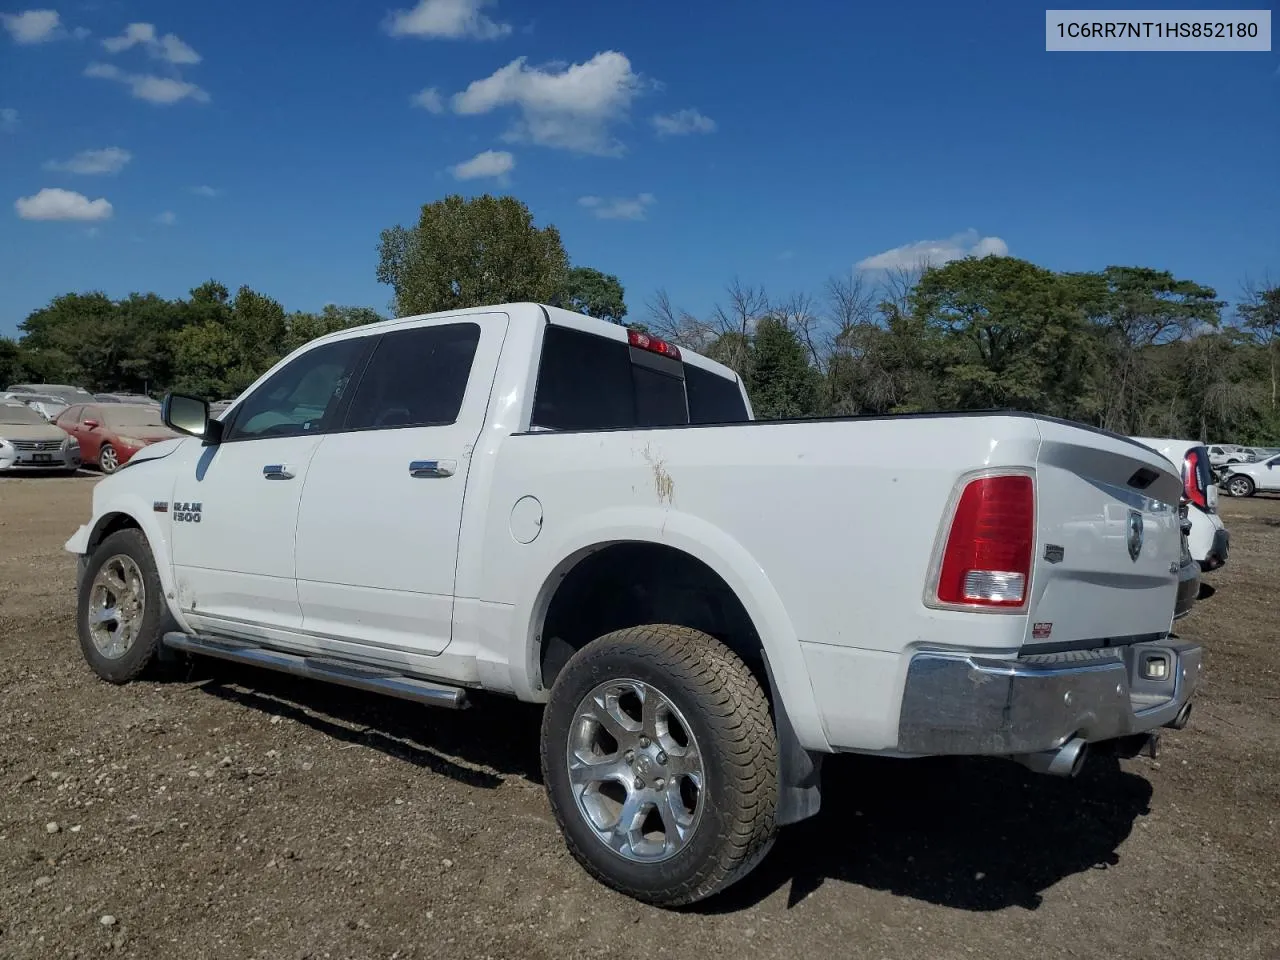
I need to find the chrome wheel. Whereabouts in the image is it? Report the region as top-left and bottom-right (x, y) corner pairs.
(1228, 476), (1253, 497)
(99, 444), (119, 473)
(87, 554), (146, 659)
(567, 678), (705, 863)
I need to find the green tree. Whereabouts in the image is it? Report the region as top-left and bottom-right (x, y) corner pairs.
(1239, 279), (1280, 410)
(283, 305), (384, 352)
(377, 194), (569, 315)
(746, 316), (820, 419)
(910, 256), (1099, 418)
(559, 266), (627, 323)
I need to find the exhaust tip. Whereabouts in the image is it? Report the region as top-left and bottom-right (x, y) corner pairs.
(1012, 736), (1089, 778)
(1166, 702), (1193, 730)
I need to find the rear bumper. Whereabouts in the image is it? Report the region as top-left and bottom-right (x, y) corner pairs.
(896, 639), (1203, 756)
(1200, 527), (1229, 572)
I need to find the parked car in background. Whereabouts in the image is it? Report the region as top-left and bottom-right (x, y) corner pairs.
(1132, 436), (1229, 572)
(95, 393), (159, 405)
(53, 402), (179, 474)
(1219, 452), (1280, 498)
(0, 400), (81, 473)
(1237, 446), (1277, 462)
(1, 391), (69, 422)
(5, 383), (96, 405)
(1207, 444), (1249, 469)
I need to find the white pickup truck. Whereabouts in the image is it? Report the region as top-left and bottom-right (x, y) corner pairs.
(65, 302), (1203, 906)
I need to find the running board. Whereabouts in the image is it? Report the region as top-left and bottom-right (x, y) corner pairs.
(161, 633), (469, 709)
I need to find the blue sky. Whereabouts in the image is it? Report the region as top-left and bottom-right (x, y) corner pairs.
(1, 0), (1277, 335)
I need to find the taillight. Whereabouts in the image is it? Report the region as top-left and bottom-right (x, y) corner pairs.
(936, 474), (1035, 608)
(1183, 449), (1208, 510)
(628, 329), (682, 361)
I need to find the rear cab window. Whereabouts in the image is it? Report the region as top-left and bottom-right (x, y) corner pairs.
(530, 324), (747, 431)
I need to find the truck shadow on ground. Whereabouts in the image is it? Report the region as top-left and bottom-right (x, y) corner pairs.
(705, 751), (1153, 913)
(182, 660), (1153, 915)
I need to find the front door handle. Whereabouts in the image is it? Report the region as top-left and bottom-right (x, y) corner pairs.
(409, 459), (456, 478)
(263, 464), (295, 480)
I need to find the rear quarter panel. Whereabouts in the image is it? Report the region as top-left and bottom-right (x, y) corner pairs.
(477, 414), (1048, 750)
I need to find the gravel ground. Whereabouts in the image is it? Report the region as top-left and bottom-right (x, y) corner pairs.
(1, 475), (1277, 960)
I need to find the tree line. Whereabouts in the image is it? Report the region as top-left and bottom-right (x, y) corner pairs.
(3, 193), (1276, 444)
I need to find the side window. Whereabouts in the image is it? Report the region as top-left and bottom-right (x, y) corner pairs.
(80, 406), (100, 424)
(686, 364), (749, 424)
(343, 323), (481, 431)
(531, 326), (635, 431)
(58, 405), (80, 426)
(225, 338), (364, 442)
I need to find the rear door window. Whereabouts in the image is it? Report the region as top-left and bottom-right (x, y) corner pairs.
(531, 324), (745, 431)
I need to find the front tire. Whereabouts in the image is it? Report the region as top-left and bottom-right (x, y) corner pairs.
(98, 443), (120, 474)
(540, 625), (779, 907)
(1227, 475), (1255, 498)
(77, 529), (172, 684)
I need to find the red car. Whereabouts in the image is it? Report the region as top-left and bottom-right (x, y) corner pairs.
(54, 402), (179, 473)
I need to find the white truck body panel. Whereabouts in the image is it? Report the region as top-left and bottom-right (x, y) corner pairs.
(66, 303), (1195, 758)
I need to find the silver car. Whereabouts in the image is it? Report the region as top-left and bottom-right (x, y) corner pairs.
(0, 401), (82, 473)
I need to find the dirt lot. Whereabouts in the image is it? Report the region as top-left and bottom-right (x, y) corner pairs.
(1, 476), (1277, 960)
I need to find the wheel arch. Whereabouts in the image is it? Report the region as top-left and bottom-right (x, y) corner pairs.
(516, 511), (829, 755)
(76, 498), (187, 631)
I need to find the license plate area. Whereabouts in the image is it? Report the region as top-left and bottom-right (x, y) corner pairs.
(31, 453), (53, 463)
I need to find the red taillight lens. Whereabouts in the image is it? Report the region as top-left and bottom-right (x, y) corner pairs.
(936, 475), (1035, 608)
(1183, 450), (1207, 510)
(628, 329), (682, 361)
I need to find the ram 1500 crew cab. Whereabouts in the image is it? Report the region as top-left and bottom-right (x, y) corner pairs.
(65, 303), (1203, 907)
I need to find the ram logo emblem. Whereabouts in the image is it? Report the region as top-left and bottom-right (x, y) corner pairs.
(1126, 510), (1143, 562)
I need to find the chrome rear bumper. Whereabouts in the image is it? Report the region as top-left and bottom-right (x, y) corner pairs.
(896, 639), (1202, 757)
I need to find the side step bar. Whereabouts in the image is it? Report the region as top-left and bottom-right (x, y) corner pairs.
(162, 633), (469, 709)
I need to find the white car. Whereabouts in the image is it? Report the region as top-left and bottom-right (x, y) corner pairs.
(1131, 437), (1229, 572)
(65, 303), (1203, 907)
(1219, 453), (1280, 498)
(1206, 444), (1249, 468)
(0, 401), (82, 473)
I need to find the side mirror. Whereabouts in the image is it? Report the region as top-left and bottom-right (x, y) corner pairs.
(83, 418), (100, 429)
(162, 393), (214, 440)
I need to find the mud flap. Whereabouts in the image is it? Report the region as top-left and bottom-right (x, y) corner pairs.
(761, 652), (823, 826)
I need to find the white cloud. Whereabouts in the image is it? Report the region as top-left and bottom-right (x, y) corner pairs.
(856, 229), (1009, 271)
(102, 22), (200, 64)
(44, 146), (132, 175)
(191, 184), (219, 197)
(578, 192), (654, 221)
(385, 0), (511, 40)
(15, 187), (113, 221)
(154, 210), (177, 226)
(3, 9), (59, 43)
(449, 149), (514, 182)
(0, 107), (17, 132)
(651, 108), (715, 136)
(85, 62), (210, 105)
(452, 51), (646, 156)
(411, 87), (444, 113)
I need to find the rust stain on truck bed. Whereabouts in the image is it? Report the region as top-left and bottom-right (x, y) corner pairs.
(642, 443), (675, 506)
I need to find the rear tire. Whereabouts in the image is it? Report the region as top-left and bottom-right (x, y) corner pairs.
(98, 443), (120, 474)
(1227, 475), (1255, 498)
(77, 529), (173, 684)
(540, 624), (778, 907)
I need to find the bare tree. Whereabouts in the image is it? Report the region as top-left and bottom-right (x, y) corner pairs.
(710, 278), (770, 376)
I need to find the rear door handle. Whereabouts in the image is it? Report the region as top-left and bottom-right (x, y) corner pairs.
(409, 459), (456, 478)
(263, 464), (295, 480)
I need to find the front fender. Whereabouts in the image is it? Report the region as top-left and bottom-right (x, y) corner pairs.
(512, 505), (831, 753)
(64, 486), (194, 635)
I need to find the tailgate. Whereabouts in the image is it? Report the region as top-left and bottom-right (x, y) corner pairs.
(1028, 423), (1183, 650)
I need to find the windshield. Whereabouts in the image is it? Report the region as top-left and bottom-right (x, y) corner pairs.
(0, 404), (48, 425)
(104, 406), (166, 429)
